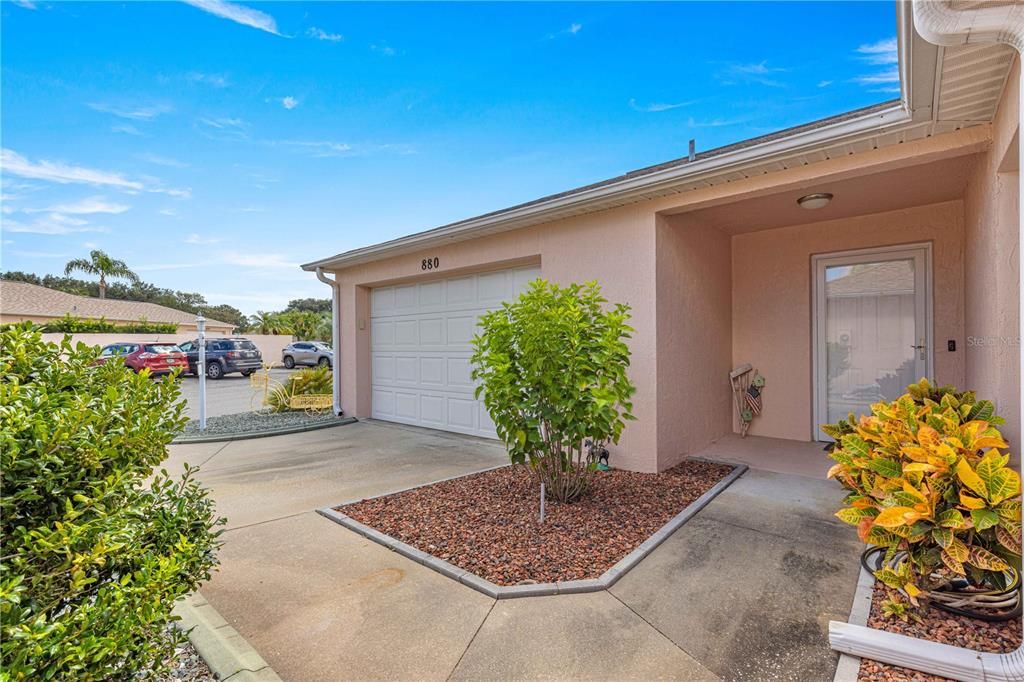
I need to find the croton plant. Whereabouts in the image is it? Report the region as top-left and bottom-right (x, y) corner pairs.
(825, 379), (1021, 613)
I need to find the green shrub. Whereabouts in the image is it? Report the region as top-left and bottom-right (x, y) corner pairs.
(471, 279), (636, 503)
(0, 314), (178, 335)
(826, 378), (1021, 613)
(266, 365), (333, 412)
(0, 324), (224, 680)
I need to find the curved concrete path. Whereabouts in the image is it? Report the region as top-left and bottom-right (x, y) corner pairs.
(164, 421), (861, 681)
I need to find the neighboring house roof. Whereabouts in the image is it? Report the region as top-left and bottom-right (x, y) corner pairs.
(0, 281), (234, 329)
(302, 3), (1017, 273)
(826, 261), (915, 298)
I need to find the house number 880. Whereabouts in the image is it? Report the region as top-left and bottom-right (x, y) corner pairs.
(421, 257), (439, 271)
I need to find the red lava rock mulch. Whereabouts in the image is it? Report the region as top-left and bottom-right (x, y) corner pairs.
(337, 459), (733, 586)
(857, 582), (1022, 682)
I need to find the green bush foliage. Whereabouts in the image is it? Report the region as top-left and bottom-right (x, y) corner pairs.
(0, 314), (178, 335)
(471, 279), (636, 503)
(826, 378), (1021, 613)
(266, 365), (333, 412)
(0, 324), (224, 680)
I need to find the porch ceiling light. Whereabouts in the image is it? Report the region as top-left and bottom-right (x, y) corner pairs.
(797, 192), (833, 210)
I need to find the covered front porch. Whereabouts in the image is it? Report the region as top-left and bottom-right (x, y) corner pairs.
(654, 104), (1020, 470)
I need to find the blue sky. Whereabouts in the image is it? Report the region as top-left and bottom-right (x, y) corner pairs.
(1, 1), (900, 314)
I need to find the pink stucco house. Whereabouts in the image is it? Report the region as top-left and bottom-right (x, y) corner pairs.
(304, 2), (1022, 475)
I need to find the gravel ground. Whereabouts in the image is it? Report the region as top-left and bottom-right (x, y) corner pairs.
(858, 582), (1022, 681)
(179, 409), (340, 438)
(152, 639), (214, 681)
(339, 459), (733, 586)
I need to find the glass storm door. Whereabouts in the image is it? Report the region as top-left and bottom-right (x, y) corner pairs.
(813, 245), (931, 440)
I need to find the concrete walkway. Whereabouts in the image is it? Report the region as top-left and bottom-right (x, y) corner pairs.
(165, 421), (861, 681)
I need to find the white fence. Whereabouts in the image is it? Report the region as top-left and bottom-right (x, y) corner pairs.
(41, 332), (295, 365)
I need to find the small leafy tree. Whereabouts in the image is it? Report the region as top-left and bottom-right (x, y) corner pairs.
(0, 324), (224, 679)
(471, 280), (636, 503)
(826, 378), (1021, 614)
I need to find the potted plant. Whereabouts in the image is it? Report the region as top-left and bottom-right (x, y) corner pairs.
(825, 379), (1021, 620)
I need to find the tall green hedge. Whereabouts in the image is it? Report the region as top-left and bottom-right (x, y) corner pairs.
(0, 314), (179, 335)
(0, 324), (224, 680)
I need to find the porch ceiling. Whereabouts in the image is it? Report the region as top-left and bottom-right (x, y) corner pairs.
(679, 154), (977, 235)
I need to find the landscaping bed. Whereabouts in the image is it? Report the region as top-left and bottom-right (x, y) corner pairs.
(857, 582), (1022, 682)
(155, 640), (214, 682)
(178, 409), (345, 439)
(338, 459), (733, 586)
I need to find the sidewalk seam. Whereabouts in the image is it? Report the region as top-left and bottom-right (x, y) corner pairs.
(446, 599), (496, 681)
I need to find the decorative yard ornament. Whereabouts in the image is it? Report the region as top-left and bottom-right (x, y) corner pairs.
(730, 364), (765, 437)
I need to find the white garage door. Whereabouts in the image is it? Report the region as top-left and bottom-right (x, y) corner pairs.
(370, 265), (540, 438)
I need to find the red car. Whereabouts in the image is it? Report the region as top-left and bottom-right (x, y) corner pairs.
(97, 342), (188, 376)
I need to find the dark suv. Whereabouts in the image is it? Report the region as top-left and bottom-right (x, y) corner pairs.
(178, 337), (263, 379)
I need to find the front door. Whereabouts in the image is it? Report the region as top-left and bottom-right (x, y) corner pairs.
(813, 244), (932, 439)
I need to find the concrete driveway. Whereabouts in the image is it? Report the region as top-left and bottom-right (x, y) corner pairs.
(165, 422), (860, 681)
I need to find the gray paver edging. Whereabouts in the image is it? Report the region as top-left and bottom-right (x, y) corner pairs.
(317, 460), (748, 600)
(832, 565), (876, 682)
(172, 416), (357, 444)
(173, 592), (282, 682)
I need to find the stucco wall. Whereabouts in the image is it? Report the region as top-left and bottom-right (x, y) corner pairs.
(655, 214), (734, 469)
(963, 57), (1021, 455)
(732, 200), (967, 441)
(40, 332), (294, 364)
(330, 204), (661, 472)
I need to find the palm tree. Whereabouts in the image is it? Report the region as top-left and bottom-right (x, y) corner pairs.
(249, 311), (292, 335)
(64, 250), (140, 299)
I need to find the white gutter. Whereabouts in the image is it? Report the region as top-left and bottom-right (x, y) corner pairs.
(301, 101), (912, 271)
(829, 2), (1024, 679)
(315, 267), (342, 416)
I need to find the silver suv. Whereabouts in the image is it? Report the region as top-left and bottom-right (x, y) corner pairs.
(282, 341), (333, 369)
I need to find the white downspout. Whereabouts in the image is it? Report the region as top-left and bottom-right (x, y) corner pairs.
(315, 267), (343, 416)
(829, 2), (1024, 681)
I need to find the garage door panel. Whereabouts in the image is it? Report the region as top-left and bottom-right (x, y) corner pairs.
(395, 356), (418, 383)
(419, 317), (445, 344)
(446, 276), (476, 305)
(371, 265), (538, 438)
(372, 354), (395, 382)
(395, 392), (419, 420)
(419, 356), (445, 386)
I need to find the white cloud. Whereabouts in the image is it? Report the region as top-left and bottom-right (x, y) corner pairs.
(199, 116), (246, 130)
(719, 61), (787, 88)
(3, 216), (109, 235)
(686, 116), (750, 128)
(223, 253), (298, 268)
(185, 233), (223, 245)
(186, 71), (229, 87)
(568, 23), (582, 35)
(46, 212), (89, 226)
(818, 80), (833, 88)
(307, 27), (342, 42)
(857, 38), (898, 65)
(1, 149), (144, 190)
(853, 68), (900, 85)
(11, 0), (36, 9)
(88, 102), (172, 120)
(281, 96), (299, 110)
(237, 205), (265, 213)
(111, 124), (143, 136)
(159, 208), (178, 216)
(181, 0), (282, 36)
(371, 43), (396, 57)
(629, 98), (694, 113)
(853, 37), (900, 91)
(27, 197), (130, 215)
(11, 250), (69, 259)
(273, 140), (352, 157)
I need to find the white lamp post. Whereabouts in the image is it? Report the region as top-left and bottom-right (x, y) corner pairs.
(196, 313), (207, 431)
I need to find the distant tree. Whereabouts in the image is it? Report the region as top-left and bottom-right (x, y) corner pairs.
(63, 250), (139, 299)
(249, 311), (291, 335)
(281, 310), (323, 341)
(285, 298), (331, 314)
(203, 304), (249, 333)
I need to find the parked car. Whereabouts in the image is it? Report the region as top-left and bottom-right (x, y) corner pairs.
(97, 342), (188, 377)
(177, 337), (263, 379)
(282, 341), (333, 369)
